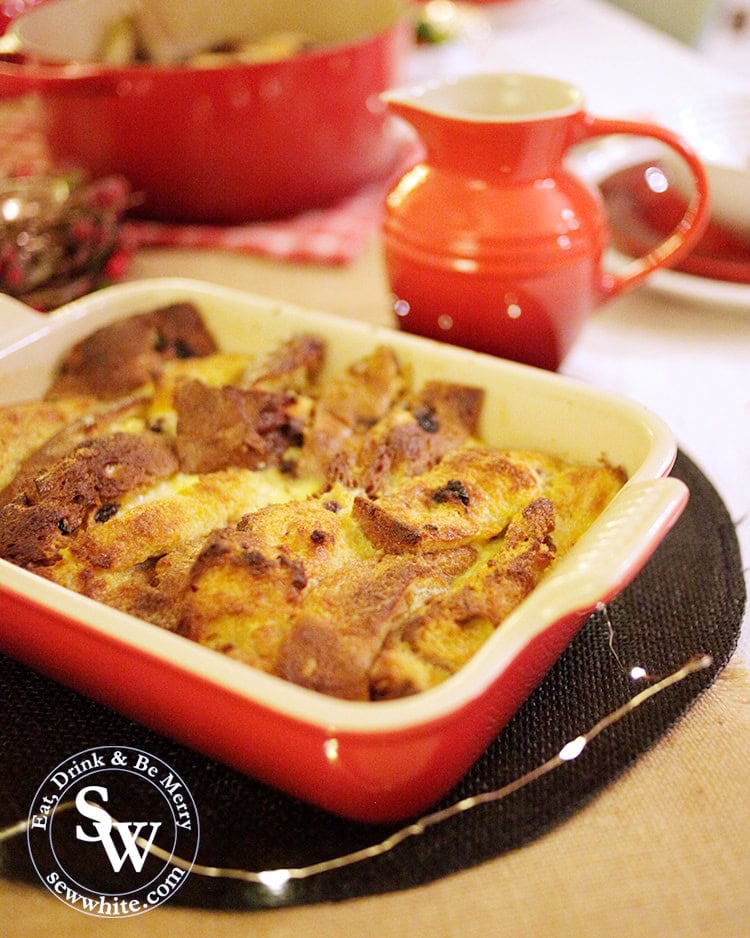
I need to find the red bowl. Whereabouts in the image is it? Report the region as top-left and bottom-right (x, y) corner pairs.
(0, 0), (410, 222)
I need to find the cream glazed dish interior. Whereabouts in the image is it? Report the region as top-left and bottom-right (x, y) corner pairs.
(0, 278), (688, 822)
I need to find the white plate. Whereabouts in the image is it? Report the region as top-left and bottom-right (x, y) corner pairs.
(603, 245), (750, 312)
(568, 118), (750, 313)
(658, 93), (750, 242)
(645, 267), (750, 311)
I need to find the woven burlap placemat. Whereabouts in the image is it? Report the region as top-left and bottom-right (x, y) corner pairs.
(0, 450), (745, 910)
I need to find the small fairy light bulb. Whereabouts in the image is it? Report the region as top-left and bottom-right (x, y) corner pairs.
(1, 197), (22, 222)
(257, 869), (291, 894)
(630, 665), (649, 681)
(559, 735), (587, 761)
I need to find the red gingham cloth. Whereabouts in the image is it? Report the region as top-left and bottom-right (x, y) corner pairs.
(127, 176), (406, 266)
(0, 98), (421, 267)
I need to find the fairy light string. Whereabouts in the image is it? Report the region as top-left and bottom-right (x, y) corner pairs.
(0, 651), (713, 891)
(599, 600), (660, 681)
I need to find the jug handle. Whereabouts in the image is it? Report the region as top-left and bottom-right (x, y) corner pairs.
(573, 115), (711, 301)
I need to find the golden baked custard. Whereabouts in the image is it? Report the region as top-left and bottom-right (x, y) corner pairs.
(0, 303), (626, 700)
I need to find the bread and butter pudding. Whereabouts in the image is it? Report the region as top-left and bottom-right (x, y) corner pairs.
(0, 302), (626, 701)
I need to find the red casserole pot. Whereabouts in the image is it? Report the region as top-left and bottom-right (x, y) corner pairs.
(0, 0), (410, 222)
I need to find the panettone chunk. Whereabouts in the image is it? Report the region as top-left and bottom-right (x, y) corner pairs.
(0, 430), (178, 566)
(45, 302), (218, 400)
(173, 380), (307, 473)
(352, 447), (542, 553)
(368, 497), (557, 698)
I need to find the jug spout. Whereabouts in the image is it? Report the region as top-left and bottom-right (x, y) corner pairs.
(381, 73), (583, 180)
(380, 85), (434, 126)
(381, 72), (584, 122)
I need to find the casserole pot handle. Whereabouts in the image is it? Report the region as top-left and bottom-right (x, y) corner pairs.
(0, 34), (110, 98)
(0, 53), (54, 97)
(0, 34), (34, 97)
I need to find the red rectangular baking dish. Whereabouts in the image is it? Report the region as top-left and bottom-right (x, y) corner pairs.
(0, 278), (687, 822)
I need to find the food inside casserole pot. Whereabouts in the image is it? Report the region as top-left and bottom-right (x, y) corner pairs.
(98, 16), (317, 66)
(0, 303), (626, 700)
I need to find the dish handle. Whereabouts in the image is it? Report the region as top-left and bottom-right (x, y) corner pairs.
(534, 476), (689, 619)
(0, 291), (50, 352)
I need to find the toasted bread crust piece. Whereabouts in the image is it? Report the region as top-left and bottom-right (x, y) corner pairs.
(275, 547), (477, 700)
(178, 526), (311, 672)
(45, 303), (218, 400)
(0, 431), (178, 566)
(0, 396), (97, 492)
(0, 396), (148, 509)
(243, 333), (325, 392)
(173, 380), (307, 473)
(352, 446), (541, 553)
(368, 498), (557, 698)
(350, 381), (485, 495)
(176, 493), (366, 660)
(303, 345), (484, 496)
(302, 345), (409, 484)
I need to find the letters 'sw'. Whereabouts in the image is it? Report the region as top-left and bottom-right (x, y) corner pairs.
(74, 786), (161, 873)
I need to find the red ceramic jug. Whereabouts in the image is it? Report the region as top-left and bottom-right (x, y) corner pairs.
(382, 72), (711, 370)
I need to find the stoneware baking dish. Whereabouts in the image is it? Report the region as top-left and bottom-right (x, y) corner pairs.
(0, 278), (687, 822)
